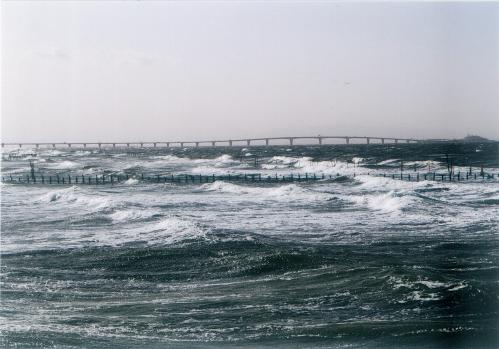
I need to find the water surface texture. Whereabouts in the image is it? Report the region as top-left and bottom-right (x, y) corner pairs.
(1, 143), (498, 348)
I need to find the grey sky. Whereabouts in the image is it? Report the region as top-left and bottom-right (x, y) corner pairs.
(2, 1), (498, 142)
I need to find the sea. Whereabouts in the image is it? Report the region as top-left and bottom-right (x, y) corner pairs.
(1, 142), (498, 348)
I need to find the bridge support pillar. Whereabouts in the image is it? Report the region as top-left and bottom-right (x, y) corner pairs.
(366, 137), (370, 145)
(83, 143), (87, 148)
(127, 143), (130, 148)
(166, 142), (170, 148)
(395, 139), (399, 144)
(195, 142), (199, 147)
(289, 138), (294, 146)
(68, 144), (72, 148)
(113, 143), (115, 148)
(346, 137), (350, 145)
(140, 143), (143, 148)
(265, 139), (269, 146)
(36, 144), (39, 148)
(52, 144), (55, 148)
(318, 137), (322, 145)
(180, 142), (184, 147)
(153, 143), (157, 148)
(98, 143), (101, 149)
(229, 140), (233, 146)
(381, 138), (385, 144)
(212, 141), (216, 146)
(406, 139), (410, 144)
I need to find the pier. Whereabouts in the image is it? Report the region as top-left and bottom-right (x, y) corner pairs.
(1, 135), (422, 149)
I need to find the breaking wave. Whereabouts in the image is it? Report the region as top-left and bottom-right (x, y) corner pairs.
(348, 191), (413, 213)
(123, 178), (139, 185)
(47, 160), (81, 170)
(109, 208), (160, 223)
(199, 181), (331, 202)
(96, 216), (209, 247)
(38, 186), (111, 210)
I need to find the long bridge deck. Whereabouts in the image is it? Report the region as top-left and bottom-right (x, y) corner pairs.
(1, 136), (424, 149)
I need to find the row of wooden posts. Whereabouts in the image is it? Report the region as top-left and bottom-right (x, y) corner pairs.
(1, 171), (496, 185)
(5, 173), (322, 184)
(377, 172), (495, 181)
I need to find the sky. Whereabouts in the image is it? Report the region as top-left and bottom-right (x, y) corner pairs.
(1, 1), (498, 142)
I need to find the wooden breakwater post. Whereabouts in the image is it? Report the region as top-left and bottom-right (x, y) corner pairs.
(2, 170), (497, 185)
(377, 171), (497, 183)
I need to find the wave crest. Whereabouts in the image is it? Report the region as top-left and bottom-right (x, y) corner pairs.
(200, 181), (331, 202)
(38, 186), (111, 210)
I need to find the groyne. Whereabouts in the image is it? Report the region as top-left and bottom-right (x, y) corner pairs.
(2, 171), (496, 185)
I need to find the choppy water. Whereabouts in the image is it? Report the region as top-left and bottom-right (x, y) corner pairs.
(1, 143), (498, 348)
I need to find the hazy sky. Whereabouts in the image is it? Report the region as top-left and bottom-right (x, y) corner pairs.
(2, 1), (498, 142)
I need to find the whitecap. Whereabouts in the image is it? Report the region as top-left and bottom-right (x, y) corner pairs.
(348, 191), (413, 213)
(212, 154), (238, 165)
(48, 160), (80, 170)
(377, 159), (400, 166)
(38, 186), (111, 210)
(97, 217), (208, 246)
(448, 283), (467, 292)
(199, 181), (331, 202)
(123, 178), (139, 185)
(73, 150), (92, 157)
(407, 291), (441, 302)
(264, 156), (366, 177)
(42, 149), (65, 157)
(109, 208), (158, 223)
(417, 280), (448, 288)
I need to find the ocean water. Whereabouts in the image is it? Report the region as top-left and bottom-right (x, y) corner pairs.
(1, 143), (498, 348)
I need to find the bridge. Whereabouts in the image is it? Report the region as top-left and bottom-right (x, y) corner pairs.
(1, 136), (421, 149)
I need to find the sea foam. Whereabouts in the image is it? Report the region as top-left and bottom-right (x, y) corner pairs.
(38, 186), (111, 210)
(200, 181), (332, 202)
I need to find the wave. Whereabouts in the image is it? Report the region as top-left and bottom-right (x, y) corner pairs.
(388, 276), (469, 304)
(352, 157), (365, 164)
(377, 159), (400, 166)
(47, 160), (81, 170)
(41, 149), (66, 157)
(95, 216), (209, 247)
(123, 178), (139, 185)
(4, 211), (207, 251)
(38, 186), (111, 210)
(199, 181), (332, 202)
(73, 150), (92, 157)
(131, 154), (240, 172)
(263, 156), (365, 176)
(213, 154), (237, 164)
(388, 276), (467, 290)
(109, 208), (159, 223)
(149, 154), (186, 162)
(7, 149), (39, 156)
(192, 155), (240, 170)
(128, 155), (186, 169)
(356, 175), (432, 191)
(39, 186), (79, 202)
(348, 191), (414, 214)
(266, 156), (303, 166)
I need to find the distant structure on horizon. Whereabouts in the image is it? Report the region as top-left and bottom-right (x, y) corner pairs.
(459, 135), (491, 143)
(422, 135), (493, 143)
